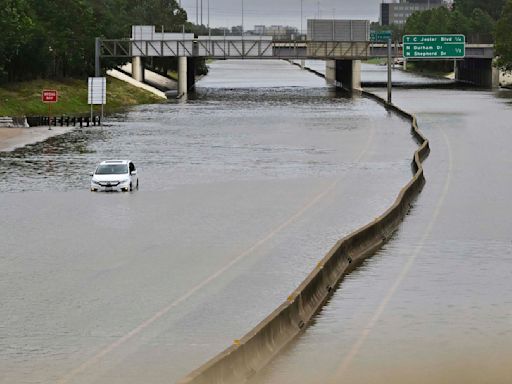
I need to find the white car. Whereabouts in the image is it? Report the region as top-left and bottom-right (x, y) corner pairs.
(90, 160), (139, 192)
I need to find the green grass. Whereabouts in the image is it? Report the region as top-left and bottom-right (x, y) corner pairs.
(403, 62), (453, 78)
(0, 77), (163, 116)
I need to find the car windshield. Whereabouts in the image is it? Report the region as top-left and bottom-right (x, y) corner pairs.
(95, 164), (128, 175)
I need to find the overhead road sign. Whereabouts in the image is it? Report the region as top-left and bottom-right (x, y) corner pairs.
(42, 90), (58, 103)
(370, 31), (392, 42)
(403, 34), (465, 59)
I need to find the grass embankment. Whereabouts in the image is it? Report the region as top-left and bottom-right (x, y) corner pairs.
(403, 62), (453, 78)
(0, 77), (163, 116)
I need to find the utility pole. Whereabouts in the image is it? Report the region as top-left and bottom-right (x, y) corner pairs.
(387, 37), (392, 104)
(201, 0), (203, 25)
(208, 0), (210, 30)
(196, 0), (199, 24)
(300, 0), (303, 36)
(242, 0), (244, 36)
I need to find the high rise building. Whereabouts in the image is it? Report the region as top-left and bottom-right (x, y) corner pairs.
(380, 0), (445, 26)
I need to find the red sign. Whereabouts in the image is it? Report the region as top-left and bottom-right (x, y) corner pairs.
(42, 90), (58, 103)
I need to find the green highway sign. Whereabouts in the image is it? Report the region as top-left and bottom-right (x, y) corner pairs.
(403, 34), (465, 59)
(371, 30), (392, 42)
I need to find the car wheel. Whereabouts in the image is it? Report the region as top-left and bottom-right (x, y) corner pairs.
(136, 180), (139, 190)
(129, 182), (133, 192)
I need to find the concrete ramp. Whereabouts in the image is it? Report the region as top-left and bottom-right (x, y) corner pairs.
(120, 63), (177, 92)
(106, 69), (167, 99)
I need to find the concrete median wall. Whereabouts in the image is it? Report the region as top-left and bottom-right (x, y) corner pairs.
(178, 84), (430, 384)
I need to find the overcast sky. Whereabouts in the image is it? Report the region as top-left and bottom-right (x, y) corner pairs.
(179, 0), (383, 31)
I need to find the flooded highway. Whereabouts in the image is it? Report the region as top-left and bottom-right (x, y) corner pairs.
(0, 60), (416, 383)
(250, 82), (512, 382)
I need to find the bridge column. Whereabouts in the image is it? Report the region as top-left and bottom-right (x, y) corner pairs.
(455, 58), (499, 88)
(132, 56), (144, 82)
(187, 58), (196, 92)
(178, 56), (188, 97)
(325, 59), (362, 92)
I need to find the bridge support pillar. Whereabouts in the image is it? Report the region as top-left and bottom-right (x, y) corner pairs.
(132, 56), (144, 82)
(187, 58), (196, 92)
(178, 56), (188, 97)
(300, 59), (305, 70)
(455, 58), (499, 88)
(325, 59), (362, 92)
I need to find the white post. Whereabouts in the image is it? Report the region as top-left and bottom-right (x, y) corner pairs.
(178, 56), (188, 97)
(132, 56), (144, 82)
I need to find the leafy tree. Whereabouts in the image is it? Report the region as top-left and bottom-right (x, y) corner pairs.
(454, 0), (507, 20)
(0, 0), (34, 81)
(496, 0), (512, 70)
(469, 8), (495, 43)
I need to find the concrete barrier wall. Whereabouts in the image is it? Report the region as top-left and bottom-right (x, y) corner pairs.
(178, 76), (430, 384)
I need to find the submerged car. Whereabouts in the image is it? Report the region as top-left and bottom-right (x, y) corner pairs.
(90, 160), (139, 192)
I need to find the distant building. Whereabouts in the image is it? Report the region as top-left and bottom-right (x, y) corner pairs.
(250, 24), (298, 39)
(380, 0), (446, 26)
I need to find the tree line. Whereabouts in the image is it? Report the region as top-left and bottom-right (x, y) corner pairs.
(0, 0), (196, 83)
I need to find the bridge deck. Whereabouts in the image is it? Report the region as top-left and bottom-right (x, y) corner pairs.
(99, 39), (494, 60)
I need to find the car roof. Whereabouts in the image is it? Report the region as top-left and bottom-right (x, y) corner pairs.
(99, 160), (131, 165)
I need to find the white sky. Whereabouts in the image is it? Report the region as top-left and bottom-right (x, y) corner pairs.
(178, 0), (383, 31)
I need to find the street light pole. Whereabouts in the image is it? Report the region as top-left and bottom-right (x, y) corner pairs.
(242, 0), (244, 36)
(300, 0), (303, 36)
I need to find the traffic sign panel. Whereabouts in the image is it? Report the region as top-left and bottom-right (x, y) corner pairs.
(42, 90), (58, 103)
(371, 30), (392, 42)
(403, 34), (465, 59)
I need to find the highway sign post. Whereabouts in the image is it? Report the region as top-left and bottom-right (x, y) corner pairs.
(42, 90), (58, 130)
(403, 34), (465, 59)
(88, 77), (107, 125)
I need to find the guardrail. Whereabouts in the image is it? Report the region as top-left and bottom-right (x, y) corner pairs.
(177, 87), (430, 384)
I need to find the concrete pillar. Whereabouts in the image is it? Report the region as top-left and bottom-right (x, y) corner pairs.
(300, 59), (306, 70)
(187, 58), (196, 92)
(178, 56), (188, 97)
(325, 59), (362, 92)
(132, 56), (144, 82)
(403, 58), (407, 71)
(455, 58), (499, 88)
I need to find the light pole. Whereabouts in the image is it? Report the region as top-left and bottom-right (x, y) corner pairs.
(242, 0), (244, 36)
(300, 0), (303, 36)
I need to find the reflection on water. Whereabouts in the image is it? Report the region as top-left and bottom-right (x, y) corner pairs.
(0, 86), (386, 193)
(0, 60), (418, 384)
(250, 87), (512, 384)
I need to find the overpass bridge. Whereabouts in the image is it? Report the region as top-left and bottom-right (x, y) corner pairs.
(96, 26), (496, 96)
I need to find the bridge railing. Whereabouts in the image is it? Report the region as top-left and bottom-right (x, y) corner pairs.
(99, 38), (493, 60)
(100, 38), (371, 60)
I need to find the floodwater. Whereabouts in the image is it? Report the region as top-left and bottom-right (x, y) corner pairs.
(0, 60), (415, 383)
(250, 82), (512, 382)
(299, 60), (454, 85)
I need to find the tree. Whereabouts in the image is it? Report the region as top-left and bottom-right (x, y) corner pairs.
(0, 0), (34, 81)
(496, 0), (512, 70)
(454, 0), (507, 20)
(469, 8), (495, 43)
